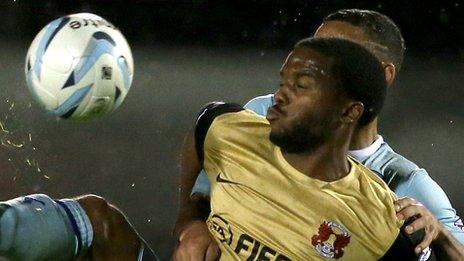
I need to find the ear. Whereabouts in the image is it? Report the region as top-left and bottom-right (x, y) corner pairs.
(341, 101), (364, 124)
(383, 62), (396, 87)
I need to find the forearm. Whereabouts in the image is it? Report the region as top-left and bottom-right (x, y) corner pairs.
(179, 131), (202, 205)
(433, 225), (464, 260)
(174, 194), (211, 239)
(174, 130), (205, 238)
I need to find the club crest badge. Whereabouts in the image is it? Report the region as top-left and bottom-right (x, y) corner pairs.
(311, 220), (351, 259)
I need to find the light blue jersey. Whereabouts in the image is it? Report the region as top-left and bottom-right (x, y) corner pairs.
(192, 94), (464, 243)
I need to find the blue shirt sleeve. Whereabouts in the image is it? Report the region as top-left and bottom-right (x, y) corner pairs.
(191, 170), (211, 196)
(394, 169), (464, 243)
(191, 94), (276, 197)
(243, 94), (275, 116)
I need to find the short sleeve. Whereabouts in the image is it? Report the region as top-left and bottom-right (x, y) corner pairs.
(195, 102), (244, 165)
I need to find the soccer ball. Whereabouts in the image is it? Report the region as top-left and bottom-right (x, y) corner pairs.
(25, 13), (134, 120)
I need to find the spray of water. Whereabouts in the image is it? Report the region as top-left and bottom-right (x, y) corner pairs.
(0, 99), (45, 181)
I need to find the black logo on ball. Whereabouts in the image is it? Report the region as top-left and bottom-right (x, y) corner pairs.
(102, 66), (112, 80)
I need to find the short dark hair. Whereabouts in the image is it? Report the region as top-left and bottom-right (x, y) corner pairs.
(295, 37), (387, 126)
(323, 9), (406, 72)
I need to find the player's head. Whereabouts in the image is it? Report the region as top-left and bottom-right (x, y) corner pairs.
(314, 9), (405, 86)
(267, 37), (386, 153)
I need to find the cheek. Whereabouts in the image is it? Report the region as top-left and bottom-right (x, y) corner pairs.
(290, 109), (309, 123)
(284, 104), (314, 130)
(292, 97), (320, 118)
(291, 97), (336, 126)
(301, 91), (339, 117)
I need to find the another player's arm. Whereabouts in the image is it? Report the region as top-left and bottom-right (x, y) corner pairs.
(172, 129), (219, 260)
(433, 229), (464, 260)
(173, 117), (220, 260)
(395, 197), (464, 260)
(173, 129), (207, 238)
(173, 102), (243, 261)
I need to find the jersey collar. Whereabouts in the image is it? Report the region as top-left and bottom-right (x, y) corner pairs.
(348, 135), (384, 162)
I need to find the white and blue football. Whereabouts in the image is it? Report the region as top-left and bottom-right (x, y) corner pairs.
(25, 13), (134, 120)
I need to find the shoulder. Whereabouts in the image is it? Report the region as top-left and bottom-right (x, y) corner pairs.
(196, 102), (244, 125)
(350, 156), (396, 199)
(195, 102), (244, 143)
(342, 158), (405, 256)
(347, 162), (435, 260)
(196, 101), (266, 134)
(349, 158), (399, 221)
(195, 102), (243, 162)
(364, 142), (453, 207)
(364, 142), (427, 189)
(364, 141), (464, 239)
(195, 102), (268, 163)
(244, 94), (275, 116)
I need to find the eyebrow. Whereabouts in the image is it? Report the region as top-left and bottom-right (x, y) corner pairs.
(295, 68), (315, 78)
(296, 64), (327, 78)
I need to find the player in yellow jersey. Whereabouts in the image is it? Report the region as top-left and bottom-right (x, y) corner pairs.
(174, 37), (430, 260)
(174, 9), (463, 260)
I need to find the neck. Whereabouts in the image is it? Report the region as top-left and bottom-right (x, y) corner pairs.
(349, 118), (378, 150)
(281, 138), (351, 182)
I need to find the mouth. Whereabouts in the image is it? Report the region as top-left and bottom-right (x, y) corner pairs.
(266, 106), (284, 122)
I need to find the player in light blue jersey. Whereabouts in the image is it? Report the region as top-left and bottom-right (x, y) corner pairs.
(174, 9), (464, 260)
(0, 193), (158, 260)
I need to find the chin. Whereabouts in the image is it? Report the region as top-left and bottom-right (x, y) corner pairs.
(269, 124), (324, 154)
(269, 119), (285, 133)
(269, 126), (284, 142)
(269, 129), (289, 149)
(269, 131), (282, 147)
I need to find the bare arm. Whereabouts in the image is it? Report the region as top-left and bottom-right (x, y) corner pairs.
(433, 226), (464, 260)
(173, 102), (244, 260)
(172, 131), (219, 261)
(173, 131), (204, 238)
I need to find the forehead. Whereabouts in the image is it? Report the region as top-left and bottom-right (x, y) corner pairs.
(315, 21), (388, 63)
(314, 21), (369, 42)
(281, 47), (332, 76)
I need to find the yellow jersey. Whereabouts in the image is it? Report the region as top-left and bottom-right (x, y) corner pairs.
(197, 103), (403, 260)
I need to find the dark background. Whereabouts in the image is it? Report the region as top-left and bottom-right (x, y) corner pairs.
(0, 0), (463, 259)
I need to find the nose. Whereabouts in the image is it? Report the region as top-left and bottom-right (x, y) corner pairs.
(274, 81), (291, 106)
(274, 88), (285, 106)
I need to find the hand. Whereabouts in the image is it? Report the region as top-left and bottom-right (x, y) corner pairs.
(395, 197), (443, 254)
(173, 220), (220, 261)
